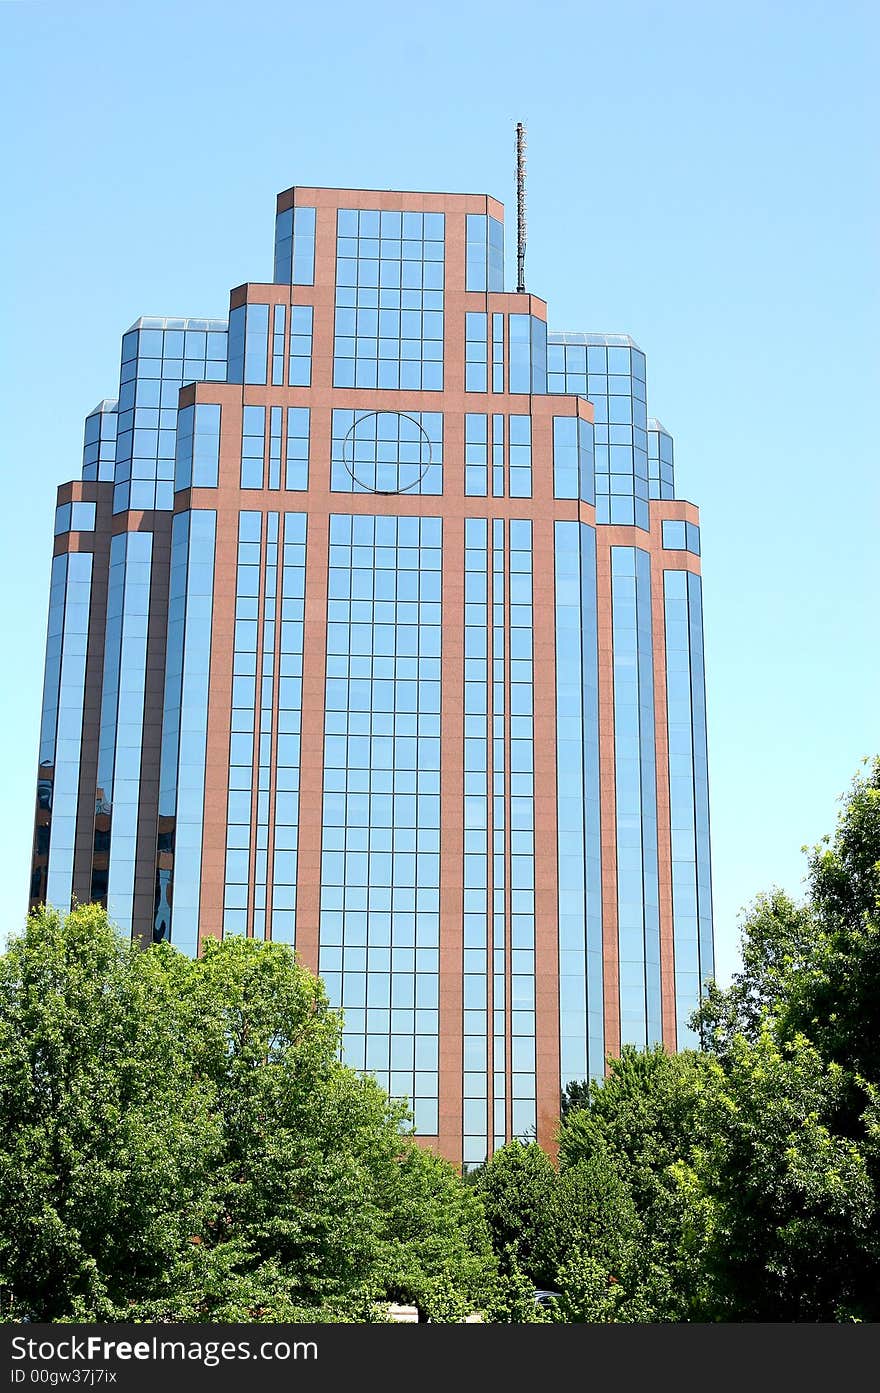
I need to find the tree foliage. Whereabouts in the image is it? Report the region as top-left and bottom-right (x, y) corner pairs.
(4, 757), (880, 1323)
(483, 758), (880, 1322)
(0, 906), (495, 1322)
(687, 757), (880, 1319)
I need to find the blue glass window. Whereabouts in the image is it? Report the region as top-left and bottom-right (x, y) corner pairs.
(95, 531), (153, 933)
(508, 415), (532, 498)
(662, 519), (700, 555)
(464, 414), (487, 497)
(664, 569), (713, 1044)
(334, 208), (444, 391)
(289, 305), (313, 387)
(331, 409), (442, 495)
(270, 511), (308, 943)
(509, 315), (547, 395)
(40, 551), (93, 912)
(175, 403), (221, 490)
(554, 522), (603, 1082)
(465, 312), (488, 392)
(320, 513), (442, 1133)
(611, 546), (661, 1048)
(54, 501), (96, 534)
(274, 205), (316, 285)
(82, 402), (117, 482)
(286, 407), (310, 490)
(268, 407), (282, 490)
(227, 306), (245, 383)
(465, 214), (504, 292)
(226, 304), (270, 386)
(648, 420), (675, 500)
(492, 313), (504, 393)
(114, 318), (227, 512)
(245, 304), (269, 385)
(155, 510), (216, 954)
(223, 511), (263, 935)
(272, 305), (286, 386)
(552, 416), (594, 502)
(241, 405), (266, 490)
(548, 334), (649, 524)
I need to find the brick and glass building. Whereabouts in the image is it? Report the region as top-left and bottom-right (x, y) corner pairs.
(31, 180), (714, 1167)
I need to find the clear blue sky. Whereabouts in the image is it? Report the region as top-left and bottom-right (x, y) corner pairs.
(1, 0), (877, 984)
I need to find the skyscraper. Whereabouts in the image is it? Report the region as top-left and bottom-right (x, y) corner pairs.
(31, 179), (713, 1166)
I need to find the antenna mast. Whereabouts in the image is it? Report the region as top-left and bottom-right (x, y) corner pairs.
(516, 121), (527, 293)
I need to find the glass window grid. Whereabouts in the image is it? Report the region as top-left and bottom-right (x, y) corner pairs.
(464, 213), (504, 293)
(226, 306), (245, 384)
(270, 511), (307, 945)
(464, 415), (528, 499)
(251, 512), (279, 940)
(508, 314), (547, 395)
(38, 555), (68, 769)
(611, 546), (661, 1048)
(115, 320), (227, 512)
(462, 518), (536, 1164)
(286, 407), (310, 491)
(319, 513), (442, 1135)
(268, 409), (283, 490)
(554, 521), (604, 1084)
(508, 415), (532, 498)
(41, 552), (93, 912)
(333, 208), (445, 392)
(154, 510), (216, 955)
(687, 573), (714, 997)
(463, 518), (488, 1167)
(464, 413), (488, 498)
(227, 304), (272, 387)
(54, 501), (97, 534)
(81, 401), (118, 482)
(663, 570), (713, 1045)
(174, 403), (221, 491)
(274, 205), (316, 285)
(661, 519), (700, 555)
(272, 305), (286, 386)
(289, 305), (313, 388)
(465, 312), (488, 393)
(548, 339), (649, 526)
(95, 531), (152, 933)
(552, 416), (595, 503)
(648, 421), (675, 500)
(503, 520), (536, 1144)
(492, 313), (504, 393)
(241, 405), (267, 490)
(330, 409), (443, 496)
(246, 304), (269, 386)
(34, 557), (67, 904)
(223, 511), (263, 936)
(241, 405), (312, 493)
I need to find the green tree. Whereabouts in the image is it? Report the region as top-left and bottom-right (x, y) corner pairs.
(558, 1047), (716, 1320)
(697, 758), (880, 1076)
(0, 903), (221, 1321)
(473, 1133), (659, 1319)
(688, 757), (880, 1320)
(372, 1143), (496, 1321)
(542, 1151), (651, 1321)
(560, 1078), (591, 1120)
(471, 1140), (558, 1287)
(684, 1029), (877, 1321)
(0, 905), (497, 1322)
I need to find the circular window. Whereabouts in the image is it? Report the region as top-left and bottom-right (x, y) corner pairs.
(341, 410), (434, 494)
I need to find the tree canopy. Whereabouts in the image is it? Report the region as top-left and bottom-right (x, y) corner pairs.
(0, 906), (495, 1322)
(4, 756), (879, 1322)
